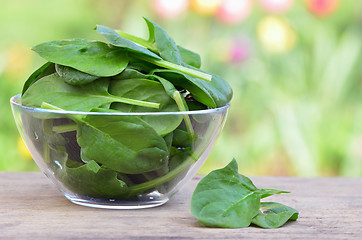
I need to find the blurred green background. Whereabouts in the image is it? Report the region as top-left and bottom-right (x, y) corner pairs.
(1, 0), (361, 176)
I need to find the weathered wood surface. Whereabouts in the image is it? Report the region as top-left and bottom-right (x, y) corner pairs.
(0, 172), (361, 239)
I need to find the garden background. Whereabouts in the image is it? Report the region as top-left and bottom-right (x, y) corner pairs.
(1, 0), (361, 176)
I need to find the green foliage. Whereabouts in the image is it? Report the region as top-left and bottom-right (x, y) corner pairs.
(109, 78), (182, 136)
(77, 114), (169, 174)
(22, 74), (159, 111)
(32, 39), (129, 77)
(17, 19), (232, 199)
(252, 202), (299, 229)
(55, 64), (99, 86)
(152, 69), (233, 108)
(191, 159), (298, 228)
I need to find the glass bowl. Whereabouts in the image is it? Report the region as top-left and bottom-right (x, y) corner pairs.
(10, 94), (229, 209)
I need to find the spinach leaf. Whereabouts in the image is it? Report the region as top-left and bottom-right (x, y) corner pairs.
(95, 25), (161, 60)
(152, 69), (232, 108)
(172, 128), (192, 148)
(112, 68), (149, 81)
(55, 64), (99, 85)
(97, 24), (212, 82)
(77, 114), (169, 174)
(127, 58), (158, 74)
(32, 39), (129, 77)
(251, 202), (299, 229)
(191, 159), (261, 228)
(109, 78), (182, 135)
(177, 45), (201, 68)
(21, 73), (159, 111)
(191, 159), (297, 229)
(57, 158), (130, 199)
(257, 189), (290, 199)
(22, 62), (55, 95)
(150, 75), (195, 138)
(143, 17), (182, 65)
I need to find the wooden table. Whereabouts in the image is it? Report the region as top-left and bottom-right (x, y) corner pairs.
(1, 173), (362, 239)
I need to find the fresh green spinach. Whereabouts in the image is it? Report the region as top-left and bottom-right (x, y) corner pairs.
(152, 69), (232, 108)
(21, 18), (233, 202)
(32, 39), (129, 77)
(191, 159), (298, 229)
(22, 62), (55, 95)
(109, 78), (182, 136)
(22, 73), (159, 111)
(251, 202), (299, 228)
(55, 64), (99, 85)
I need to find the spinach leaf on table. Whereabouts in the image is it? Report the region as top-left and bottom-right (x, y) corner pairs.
(21, 73), (159, 112)
(191, 159), (298, 229)
(32, 39), (129, 77)
(191, 159), (261, 228)
(251, 202), (299, 229)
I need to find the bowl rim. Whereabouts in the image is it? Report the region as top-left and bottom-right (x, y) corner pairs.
(10, 94), (230, 116)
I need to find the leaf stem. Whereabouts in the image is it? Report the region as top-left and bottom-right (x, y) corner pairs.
(43, 142), (50, 164)
(52, 124), (78, 134)
(115, 30), (158, 53)
(127, 152), (198, 196)
(41, 102), (84, 123)
(115, 31), (211, 82)
(105, 95), (160, 109)
(131, 53), (212, 82)
(173, 91), (195, 139)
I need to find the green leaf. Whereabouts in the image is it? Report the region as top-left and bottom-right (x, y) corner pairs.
(252, 202), (299, 229)
(150, 75), (195, 138)
(191, 159), (261, 228)
(22, 62), (55, 95)
(172, 129), (192, 147)
(77, 114), (169, 174)
(57, 158), (130, 199)
(143, 17), (182, 65)
(152, 69), (232, 108)
(55, 64), (100, 85)
(21, 73), (159, 111)
(109, 78), (182, 135)
(32, 39), (129, 77)
(177, 45), (201, 68)
(257, 189), (291, 199)
(112, 68), (149, 81)
(95, 25), (161, 60)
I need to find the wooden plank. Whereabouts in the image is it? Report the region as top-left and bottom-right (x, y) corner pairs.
(0, 172), (361, 239)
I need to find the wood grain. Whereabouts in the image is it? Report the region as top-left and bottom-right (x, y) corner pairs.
(0, 172), (361, 239)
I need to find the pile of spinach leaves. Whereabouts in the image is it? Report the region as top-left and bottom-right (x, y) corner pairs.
(191, 159), (299, 229)
(20, 17), (232, 200)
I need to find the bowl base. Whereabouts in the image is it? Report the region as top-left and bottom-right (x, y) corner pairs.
(65, 195), (169, 209)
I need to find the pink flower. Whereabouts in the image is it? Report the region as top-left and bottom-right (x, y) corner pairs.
(306, 0), (339, 17)
(217, 0), (253, 24)
(259, 0), (294, 13)
(230, 37), (251, 63)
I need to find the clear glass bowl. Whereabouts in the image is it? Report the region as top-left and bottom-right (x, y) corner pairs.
(10, 94), (229, 209)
